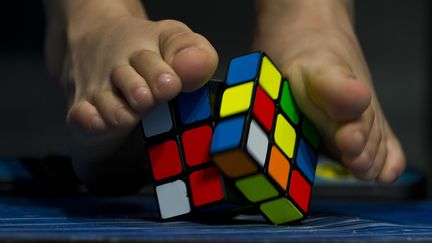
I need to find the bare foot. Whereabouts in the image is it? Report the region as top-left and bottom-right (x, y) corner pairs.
(252, 0), (406, 183)
(44, 0), (218, 192)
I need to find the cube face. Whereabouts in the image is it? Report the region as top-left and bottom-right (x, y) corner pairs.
(274, 114), (296, 159)
(226, 52), (261, 86)
(210, 52), (320, 224)
(252, 86), (275, 132)
(212, 149), (258, 179)
(280, 80), (300, 125)
(296, 139), (319, 182)
(148, 139), (182, 181)
(289, 170), (312, 213)
(177, 87), (211, 125)
(141, 102), (173, 138)
(268, 146), (290, 190)
(235, 174), (279, 203)
(220, 82), (254, 118)
(142, 82), (245, 220)
(302, 117), (320, 150)
(189, 167), (225, 207)
(260, 198), (303, 224)
(156, 180), (191, 219)
(258, 56), (282, 100)
(182, 125), (212, 167)
(245, 119), (269, 168)
(210, 116), (245, 154)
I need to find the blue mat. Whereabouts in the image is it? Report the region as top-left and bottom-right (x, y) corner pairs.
(0, 195), (431, 242)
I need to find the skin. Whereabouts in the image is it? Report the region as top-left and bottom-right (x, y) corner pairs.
(43, 0), (406, 193)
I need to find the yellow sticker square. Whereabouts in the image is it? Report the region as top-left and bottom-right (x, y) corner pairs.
(274, 114), (296, 158)
(258, 56), (282, 100)
(220, 82), (254, 118)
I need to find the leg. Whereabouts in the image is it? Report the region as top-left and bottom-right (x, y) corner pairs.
(43, 0), (218, 192)
(252, 0), (405, 183)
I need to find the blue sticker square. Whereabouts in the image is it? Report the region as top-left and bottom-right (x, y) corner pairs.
(226, 52), (261, 86)
(177, 85), (211, 125)
(296, 139), (319, 182)
(210, 116), (245, 154)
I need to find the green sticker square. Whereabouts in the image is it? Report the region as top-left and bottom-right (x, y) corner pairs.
(280, 80), (299, 125)
(302, 117), (320, 150)
(235, 174), (279, 203)
(260, 198), (303, 224)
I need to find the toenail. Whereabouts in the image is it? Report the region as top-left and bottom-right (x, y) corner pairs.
(115, 108), (129, 124)
(177, 46), (201, 55)
(133, 86), (149, 104)
(157, 73), (175, 91)
(90, 116), (104, 131)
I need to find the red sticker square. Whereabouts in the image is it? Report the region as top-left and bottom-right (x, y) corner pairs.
(182, 125), (213, 167)
(189, 167), (225, 207)
(253, 86), (275, 132)
(289, 170), (312, 213)
(148, 140), (182, 181)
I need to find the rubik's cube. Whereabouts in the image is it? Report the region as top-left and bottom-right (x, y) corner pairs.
(210, 52), (320, 224)
(141, 82), (245, 220)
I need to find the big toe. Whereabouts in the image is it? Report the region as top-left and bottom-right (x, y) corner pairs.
(171, 46), (218, 91)
(158, 20), (218, 92)
(303, 61), (372, 122)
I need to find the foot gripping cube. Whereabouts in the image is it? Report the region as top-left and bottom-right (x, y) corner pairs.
(210, 52), (321, 224)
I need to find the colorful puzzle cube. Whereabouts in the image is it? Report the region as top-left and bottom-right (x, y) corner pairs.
(210, 52), (320, 224)
(141, 82), (245, 220)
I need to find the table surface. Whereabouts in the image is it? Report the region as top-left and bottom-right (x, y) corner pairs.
(0, 195), (431, 243)
(0, 157), (430, 242)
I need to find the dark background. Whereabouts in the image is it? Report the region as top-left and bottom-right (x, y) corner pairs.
(0, 1), (430, 195)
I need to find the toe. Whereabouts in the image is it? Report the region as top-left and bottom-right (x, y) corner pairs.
(128, 20), (217, 104)
(157, 20), (218, 91)
(130, 49), (182, 102)
(67, 100), (108, 134)
(93, 89), (139, 129)
(350, 138), (386, 181)
(370, 137), (389, 182)
(377, 131), (407, 184)
(335, 106), (375, 158)
(111, 65), (156, 114)
(169, 46), (218, 92)
(303, 63), (372, 122)
(343, 115), (385, 180)
(346, 151), (373, 175)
